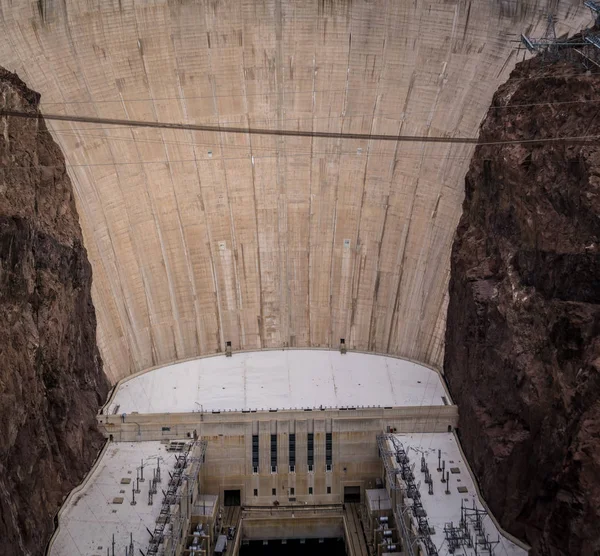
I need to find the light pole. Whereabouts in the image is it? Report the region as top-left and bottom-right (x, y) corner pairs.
(195, 402), (204, 421)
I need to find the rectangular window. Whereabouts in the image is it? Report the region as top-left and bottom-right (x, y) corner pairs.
(253, 489), (258, 496)
(327, 486), (331, 494)
(272, 488), (276, 496)
(289, 433), (296, 468)
(307, 433), (314, 468)
(271, 434), (277, 471)
(325, 432), (332, 467)
(252, 434), (259, 472)
(289, 465), (295, 473)
(308, 464), (313, 472)
(309, 487), (313, 495)
(290, 487), (295, 495)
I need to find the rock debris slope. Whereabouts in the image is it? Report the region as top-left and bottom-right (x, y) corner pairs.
(0, 68), (109, 556)
(444, 53), (600, 554)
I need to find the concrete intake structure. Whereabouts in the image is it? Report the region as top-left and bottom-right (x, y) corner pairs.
(0, 0), (591, 382)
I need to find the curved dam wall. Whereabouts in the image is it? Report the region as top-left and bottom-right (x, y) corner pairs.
(0, 0), (590, 382)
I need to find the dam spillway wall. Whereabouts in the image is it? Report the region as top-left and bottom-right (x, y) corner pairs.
(0, 0), (590, 382)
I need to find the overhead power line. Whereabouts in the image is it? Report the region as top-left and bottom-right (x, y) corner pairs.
(33, 69), (600, 108)
(18, 94), (600, 135)
(33, 129), (475, 157)
(1, 109), (600, 146)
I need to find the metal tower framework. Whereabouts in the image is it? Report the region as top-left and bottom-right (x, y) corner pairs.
(441, 500), (502, 555)
(520, 4), (600, 58)
(146, 440), (207, 556)
(377, 434), (439, 556)
(520, 15), (560, 53)
(584, 1), (600, 25)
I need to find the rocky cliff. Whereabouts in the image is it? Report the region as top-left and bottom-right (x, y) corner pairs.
(0, 69), (109, 555)
(444, 53), (600, 555)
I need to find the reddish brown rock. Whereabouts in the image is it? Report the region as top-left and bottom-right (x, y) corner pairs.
(444, 53), (600, 555)
(0, 68), (109, 556)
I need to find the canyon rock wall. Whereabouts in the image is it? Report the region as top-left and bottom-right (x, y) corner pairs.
(444, 52), (600, 555)
(0, 69), (109, 556)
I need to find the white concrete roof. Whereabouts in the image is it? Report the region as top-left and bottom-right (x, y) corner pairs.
(107, 350), (448, 414)
(50, 442), (181, 556)
(389, 433), (527, 556)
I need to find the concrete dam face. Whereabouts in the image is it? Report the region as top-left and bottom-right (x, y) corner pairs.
(0, 0), (590, 382)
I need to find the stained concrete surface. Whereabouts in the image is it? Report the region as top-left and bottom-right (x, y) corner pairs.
(0, 0), (591, 382)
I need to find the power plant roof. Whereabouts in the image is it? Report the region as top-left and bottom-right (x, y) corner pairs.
(386, 433), (527, 556)
(107, 350), (449, 414)
(49, 442), (181, 556)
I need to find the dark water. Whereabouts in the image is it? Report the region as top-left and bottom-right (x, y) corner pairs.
(240, 538), (347, 555)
